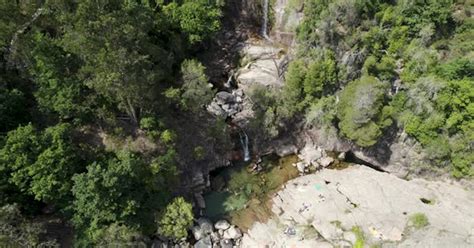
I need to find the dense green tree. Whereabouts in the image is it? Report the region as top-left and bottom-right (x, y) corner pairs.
(180, 59), (215, 112)
(158, 197), (193, 241)
(30, 32), (87, 120)
(0, 123), (81, 204)
(281, 60), (307, 117)
(337, 76), (389, 147)
(303, 51), (338, 102)
(72, 151), (169, 244)
(163, 0), (222, 44)
(0, 87), (28, 132)
(61, 1), (173, 123)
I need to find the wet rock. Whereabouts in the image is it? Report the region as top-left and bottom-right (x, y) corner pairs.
(223, 226), (242, 240)
(194, 236), (212, 248)
(215, 220), (231, 230)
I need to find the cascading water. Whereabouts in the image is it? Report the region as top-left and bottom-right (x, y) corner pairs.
(239, 130), (251, 162)
(262, 0), (270, 39)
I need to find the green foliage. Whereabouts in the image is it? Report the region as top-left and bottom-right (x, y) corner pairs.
(72, 151), (167, 244)
(180, 59), (215, 112)
(351, 226), (365, 248)
(337, 76), (389, 147)
(164, 0), (222, 44)
(303, 50), (338, 102)
(158, 197), (193, 240)
(94, 223), (146, 247)
(30, 32), (86, 120)
(0, 204), (57, 247)
(0, 88), (28, 132)
(409, 213), (429, 229)
(193, 146), (206, 160)
(281, 59), (307, 117)
(0, 123), (81, 204)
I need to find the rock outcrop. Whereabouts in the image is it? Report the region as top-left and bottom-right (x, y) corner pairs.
(192, 219), (243, 248)
(242, 165), (474, 247)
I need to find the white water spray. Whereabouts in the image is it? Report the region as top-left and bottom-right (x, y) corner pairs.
(239, 131), (251, 162)
(262, 0), (270, 39)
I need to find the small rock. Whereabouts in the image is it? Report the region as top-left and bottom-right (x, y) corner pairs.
(319, 157), (335, 167)
(192, 226), (204, 241)
(215, 91), (236, 105)
(210, 232), (221, 244)
(223, 226), (242, 240)
(337, 152), (346, 160)
(343, 231), (357, 244)
(276, 144), (298, 157)
(197, 218), (214, 234)
(215, 220), (231, 230)
(218, 229), (224, 237)
(194, 236), (212, 248)
(220, 239), (233, 248)
(296, 162), (306, 173)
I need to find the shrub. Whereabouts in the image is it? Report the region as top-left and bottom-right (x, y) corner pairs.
(409, 213), (429, 229)
(158, 197), (194, 240)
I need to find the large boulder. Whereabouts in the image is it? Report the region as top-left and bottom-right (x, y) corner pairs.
(193, 236), (212, 248)
(197, 218), (214, 235)
(223, 225), (242, 240)
(215, 220), (231, 230)
(191, 226), (204, 241)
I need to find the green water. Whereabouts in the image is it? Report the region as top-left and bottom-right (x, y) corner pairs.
(203, 155), (299, 222)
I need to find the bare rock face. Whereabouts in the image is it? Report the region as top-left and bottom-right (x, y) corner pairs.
(242, 166), (474, 247)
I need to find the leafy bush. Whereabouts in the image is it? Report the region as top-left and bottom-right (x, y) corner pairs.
(158, 197), (194, 241)
(409, 213), (429, 229)
(337, 76), (389, 147)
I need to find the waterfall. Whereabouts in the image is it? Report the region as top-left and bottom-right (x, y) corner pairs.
(262, 0), (270, 39)
(239, 130), (251, 162)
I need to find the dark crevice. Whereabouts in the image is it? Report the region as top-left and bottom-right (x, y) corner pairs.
(343, 151), (387, 173)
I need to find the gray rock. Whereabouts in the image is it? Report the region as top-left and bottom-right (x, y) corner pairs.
(192, 226), (205, 241)
(298, 144), (323, 166)
(220, 239), (233, 248)
(207, 101), (227, 117)
(223, 226), (242, 240)
(275, 144), (298, 157)
(296, 162), (306, 173)
(215, 220), (231, 230)
(197, 218), (214, 234)
(243, 165), (474, 247)
(194, 236), (212, 248)
(318, 157), (334, 167)
(210, 232), (221, 244)
(215, 91), (235, 105)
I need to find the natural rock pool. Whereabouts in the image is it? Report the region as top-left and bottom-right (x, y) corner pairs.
(204, 155), (299, 230)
